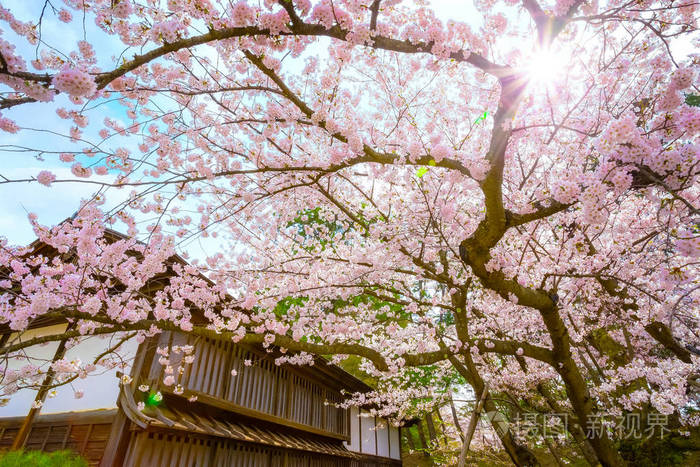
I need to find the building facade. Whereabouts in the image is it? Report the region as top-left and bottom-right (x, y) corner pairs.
(0, 235), (403, 466)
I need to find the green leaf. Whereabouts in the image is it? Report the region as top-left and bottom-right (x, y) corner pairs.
(416, 166), (429, 178)
(685, 94), (700, 107)
(146, 390), (163, 407)
(473, 110), (489, 124)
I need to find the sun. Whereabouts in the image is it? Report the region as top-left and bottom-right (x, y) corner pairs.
(524, 47), (568, 86)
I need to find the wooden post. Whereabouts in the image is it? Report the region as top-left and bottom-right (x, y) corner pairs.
(11, 325), (73, 450)
(457, 383), (489, 467)
(425, 412), (438, 443)
(450, 395), (465, 441)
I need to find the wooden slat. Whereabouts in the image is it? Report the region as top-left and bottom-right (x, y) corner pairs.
(217, 341), (231, 399)
(268, 364), (277, 414)
(39, 425), (52, 451)
(62, 424), (71, 449)
(186, 338), (200, 391)
(204, 338), (218, 396)
(220, 341), (231, 398)
(247, 360), (257, 409)
(260, 362), (269, 414)
(254, 364), (264, 411)
(162, 434), (176, 467)
(194, 338), (209, 392)
(176, 436), (189, 467)
(79, 424), (93, 456)
(181, 437), (196, 467)
(241, 351), (252, 407)
(181, 336), (195, 389)
(269, 365), (277, 414)
(144, 331), (354, 438)
(201, 338), (216, 394)
(125, 431), (145, 466)
(228, 346), (242, 401)
(256, 362), (266, 412)
(233, 346), (244, 404)
(321, 388), (327, 431)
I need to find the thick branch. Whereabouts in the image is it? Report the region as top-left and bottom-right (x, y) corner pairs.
(2, 309), (454, 373)
(506, 200), (573, 228)
(369, 0), (382, 30)
(596, 276), (693, 363)
(244, 49), (476, 180)
(88, 17), (502, 93)
(476, 338), (556, 365)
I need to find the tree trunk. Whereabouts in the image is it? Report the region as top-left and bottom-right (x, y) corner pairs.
(416, 420), (430, 454)
(425, 412), (438, 444)
(448, 353), (540, 466)
(536, 382), (599, 466)
(557, 357), (626, 466)
(450, 395), (465, 441)
(458, 382), (489, 467)
(539, 304), (626, 466)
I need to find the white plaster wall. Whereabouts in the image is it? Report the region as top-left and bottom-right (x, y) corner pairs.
(376, 417), (390, 458)
(1, 324), (65, 417)
(360, 409), (377, 455)
(343, 406), (361, 452)
(42, 333), (138, 413)
(1, 326), (138, 417)
(389, 425), (401, 459)
(344, 408), (398, 459)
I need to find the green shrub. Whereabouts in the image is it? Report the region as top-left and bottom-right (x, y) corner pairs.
(0, 450), (87, 467)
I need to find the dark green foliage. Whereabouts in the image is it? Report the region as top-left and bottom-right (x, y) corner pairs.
(402, 365), (465, 394)
(0, 450), (88, 467)
(332, 292), (412, 326)
(335, 354), (379, 387)
(685, 93), (700, 107)
(272, 295), (308, 319)
(618, 435), (689, 466)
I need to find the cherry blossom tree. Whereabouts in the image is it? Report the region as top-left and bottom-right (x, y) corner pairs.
(1, 0), (699, 465)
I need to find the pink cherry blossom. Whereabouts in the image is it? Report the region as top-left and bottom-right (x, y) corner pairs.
(36, 170), (56, 186)
(58, 9), (72, 23)
(53, 67), (96, 98)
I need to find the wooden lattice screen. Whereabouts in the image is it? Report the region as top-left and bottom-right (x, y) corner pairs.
(123, 431), (362, 467)
(150, 332), (348, 438)
(0, 410), (116, 465)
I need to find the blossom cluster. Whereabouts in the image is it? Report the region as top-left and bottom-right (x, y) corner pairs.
(52, 67), (97, 98)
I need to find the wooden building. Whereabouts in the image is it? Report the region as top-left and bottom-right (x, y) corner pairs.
(0, 231), (403, 466)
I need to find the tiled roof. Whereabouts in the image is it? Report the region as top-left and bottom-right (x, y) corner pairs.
(118, 387), (359, 458)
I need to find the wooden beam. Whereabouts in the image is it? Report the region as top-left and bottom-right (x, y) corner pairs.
(99, 410), (131, 467)
(79, 423), (94, 456)
(10, 324), (73, 450)
(165, 388), (351, 441)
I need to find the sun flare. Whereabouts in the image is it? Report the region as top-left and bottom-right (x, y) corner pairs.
(525, 48), (568, 85)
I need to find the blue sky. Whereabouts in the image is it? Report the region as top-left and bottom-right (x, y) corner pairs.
(0, 1), (132, 245)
